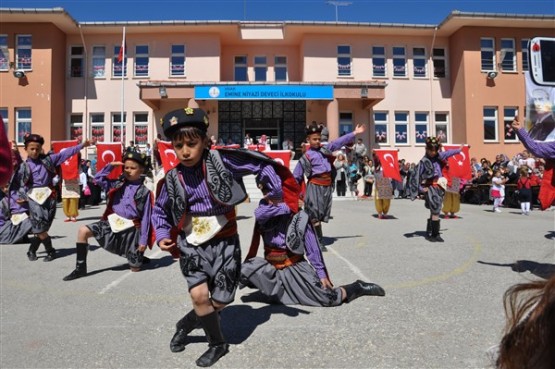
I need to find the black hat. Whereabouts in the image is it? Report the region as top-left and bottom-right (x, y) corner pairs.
(160, 107), (209, 138)
(425, 136), (441, 150)
(24, 133), (45, 146)
(305, 123), (323, 136)
(123, 151), (147, 167)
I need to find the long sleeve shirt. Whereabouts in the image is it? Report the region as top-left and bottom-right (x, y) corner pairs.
(516, 128), (555, 160)
(255, 201), (327, 279)
(94, 164), (117, 192)
(24, 143), (84, 189)
(153, 151), (282, 243)
(293, 132), (356, 182)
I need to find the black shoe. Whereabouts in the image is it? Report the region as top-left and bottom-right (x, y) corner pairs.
(27, 251), (38, 261)
(320, 245), (328, 252)
(63, 268), (87, 281)
(43, 249), (56, 262)
(142, 256), (151, 264)
(428, 235), (445, 243)
(355, 280), (386, 297)
(195, 343), (229, 367)
(170, 329), (188, 353)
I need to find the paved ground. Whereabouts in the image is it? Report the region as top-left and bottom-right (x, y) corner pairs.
(1, 198), (554, 369)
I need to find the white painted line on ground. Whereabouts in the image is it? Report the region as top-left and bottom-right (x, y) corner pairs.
(326, 246), (371, 282)
(98, 249), (164, 295)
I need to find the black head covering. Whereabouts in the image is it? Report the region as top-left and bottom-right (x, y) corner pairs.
(122, 151), (147, 167)
(160, 107), (209, 139)
(425, 136), (442, 150)
(305, 123), (323, 136)
(24, 133), (45, 146)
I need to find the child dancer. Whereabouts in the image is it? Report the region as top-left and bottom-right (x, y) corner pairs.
(63, 151), (153, 280)
(20, 134), (91, 261)
(517, 167), (532, 215)
(153, 107), (284, 367)
(372, 155), (394, 219)
(241, 177), (385, 306)
(491, 169), (507, 213)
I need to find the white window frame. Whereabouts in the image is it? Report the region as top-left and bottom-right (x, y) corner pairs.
(113, 45), (127, 78)
(500, 38), (516, 72)
(432, 48), (447, 78)
(434, 112), (449, 144)
(394, 111), (409, 145)
(254, 55), (267, 82)
(413, 47), (427, 78)
(70, 114), (83, 142)
(133, 112), (149, 146)
(481, 37), (496, 72)
(16, 34), (32, 70)
(392, 46), (407, 78)
(90, 113), (105, 142)
(0, 35), (8, 71)
(70, 45), (84, 78)
(170, 44), (186, 77)
(274, 56), (287, 82)
(373, 111), (389, 145)
(16, 108), (32, 145)
(134, 45), (149, 78)
(92, 46), (106, 78)
(372, 45), (386, 78)
(483, 107), (498, 142)
(111, 112), (127, 143)
(414, 112), (429, 145)
(337, 45), (352, 77)
(503, 107), (519, 142)
(521, 38), (529, 72)
(0, 108), (8, 138)
(234, 55), (248, 81)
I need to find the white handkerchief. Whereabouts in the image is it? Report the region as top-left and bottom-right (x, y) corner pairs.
(11, 213), (29, 226)
(27, 187), (52, 205)
(184, 214), (228, 246)
(107, 213), (135, 233)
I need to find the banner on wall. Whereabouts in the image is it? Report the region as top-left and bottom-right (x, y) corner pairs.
(525, 72), (555, 142)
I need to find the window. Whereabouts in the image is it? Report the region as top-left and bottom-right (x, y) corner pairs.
(500, 38), (516, 72)
(521, 39), (529, 71)
(372, 46), (386, 77)
(170, 44), (186, 77)
(134, 113), (149, 146)
(274, 56), (287, 81)
(0, 108), (8, 136)
(92, 46), (106, 78)
(134, 45), (149, 77)
(16, 108), (31, 145)
(234, 56), (247, 81)
(339, 112), (353, 134)
(374, 111), (388, 144)
(433, 48), (447, 78)
(112, 113), (127, 143)
(434, 113), (449, 143)
(90, 113), (105, 142)
(504, 107), (518, 141)
(337, 45), (351, 76)
(413, 47), (427, 78)
(414, 112), (428, 144)
(254, 56), (267, 82)
(16, 35), (32, 70)
(0, 35), (8, 70)
(392, 46), (406, 77)
(481, 38), (495, 71)
(113, 45), (127, 77)
(483, 107), (498, 142)
(70, 46), (84, 77)
(394, 112), (409, 145)
(70, 114), (83, 142)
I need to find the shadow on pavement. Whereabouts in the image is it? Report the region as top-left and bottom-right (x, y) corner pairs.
(477, 260), (555, 280)
(403, 231), (429, 239)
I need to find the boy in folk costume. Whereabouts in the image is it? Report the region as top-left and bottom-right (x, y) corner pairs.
(293, 122), (366, 248)
(0, 144), (32, 244)
(241, 177), (385, 306)
(153, 107), (285, 367)
(19, 134), (92, 261)
(63, 151), (153, 281)
(408, 137), (461, 242)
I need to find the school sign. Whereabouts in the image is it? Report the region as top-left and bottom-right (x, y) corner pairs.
(195, 85), (334, 100)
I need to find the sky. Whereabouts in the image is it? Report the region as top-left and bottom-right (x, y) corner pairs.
(1, 0), (554, 24)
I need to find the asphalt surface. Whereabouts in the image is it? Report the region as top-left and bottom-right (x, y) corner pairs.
(1, 198), (554, 369)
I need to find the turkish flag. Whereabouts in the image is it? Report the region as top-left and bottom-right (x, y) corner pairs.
(97, 142), (123, 180)
(157, 140), (178, 172)
(52, 140), (79, 180)
(443, 144), (472, 180)
(374, 149), (401, 181)
(265, 150), (291, 169)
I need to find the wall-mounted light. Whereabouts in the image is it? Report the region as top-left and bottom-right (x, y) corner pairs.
(159, 86), (168, 98)
(13, 70), (26, 79)
(360, 87), (368, 98)
(487, 71), (498, 80)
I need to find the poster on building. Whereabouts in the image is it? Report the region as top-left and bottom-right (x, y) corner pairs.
(525, 72), (555, 142)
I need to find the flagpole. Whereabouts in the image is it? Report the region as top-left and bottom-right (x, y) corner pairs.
(120, 26), (126, 145)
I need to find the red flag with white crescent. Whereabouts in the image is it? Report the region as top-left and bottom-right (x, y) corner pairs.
(443, 144), (472, 180)
(97, 142), (123, 180)
(265, 150), (291, 169)
(52, 140), (79, 180)
(374, 149), (401, 181)
(157, 140), (178, 172)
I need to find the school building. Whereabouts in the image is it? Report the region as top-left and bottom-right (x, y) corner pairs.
(0, 8), (554, 162)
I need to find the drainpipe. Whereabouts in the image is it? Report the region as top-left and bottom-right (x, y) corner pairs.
(429, 26), (438, 138)
(78, 24), (89, 156)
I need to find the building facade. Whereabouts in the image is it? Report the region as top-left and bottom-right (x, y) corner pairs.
(0, 8), (554, 162)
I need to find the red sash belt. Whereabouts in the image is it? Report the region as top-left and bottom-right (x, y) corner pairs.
(264, 247), (304, 269)
(309, 173), (332, 186)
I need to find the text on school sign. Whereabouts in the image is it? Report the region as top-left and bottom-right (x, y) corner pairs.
(195, 85), (334, 100)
